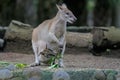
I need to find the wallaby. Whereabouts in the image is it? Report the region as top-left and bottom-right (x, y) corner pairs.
(31, 3), (77, 67)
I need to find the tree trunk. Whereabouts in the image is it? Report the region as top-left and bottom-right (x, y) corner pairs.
(15, 0), (38, 26)
(87, 10), (94, 26)
(37, 0), (57, 24)
(115, 4), (120, 27)
(15, 0), (26, 22)
(24, 0), (38, 26)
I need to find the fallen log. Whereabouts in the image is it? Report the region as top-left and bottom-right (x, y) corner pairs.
(4, 20), (92, 53)
(5, 20), (33, 40)
(67, 26), (93, 32)
(66, 32), (92, 48)
(90, 27), (120, 56)
(5, 20), (33, 53)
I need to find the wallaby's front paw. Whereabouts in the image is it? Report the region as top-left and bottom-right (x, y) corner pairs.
(29, 62), (41, 67)
(58, 42), (63, 48)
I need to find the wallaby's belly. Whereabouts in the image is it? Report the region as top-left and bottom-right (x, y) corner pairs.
(55, 25), (65, 38)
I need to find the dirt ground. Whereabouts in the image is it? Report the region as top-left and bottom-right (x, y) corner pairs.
(0, 47), (120, 70)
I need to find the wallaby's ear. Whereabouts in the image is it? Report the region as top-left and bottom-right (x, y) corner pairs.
(56, 4), (62, 11)
(56, 3), (67, 11)
(61, 3), (67, 9)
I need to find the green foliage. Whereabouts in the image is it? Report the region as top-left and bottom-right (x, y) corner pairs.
(0, 61), (27, 70)
(15, 63), (27, 69)
(108, 0), (120, 7)
(48, 53), (61, 69)
(86, 0), (96, 11)
(0, 61), (10, 68)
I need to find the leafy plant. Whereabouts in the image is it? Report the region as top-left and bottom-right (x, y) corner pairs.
(48, 53), (61, 69)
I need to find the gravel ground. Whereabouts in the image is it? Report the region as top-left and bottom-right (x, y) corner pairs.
(0, 47), (120, 70)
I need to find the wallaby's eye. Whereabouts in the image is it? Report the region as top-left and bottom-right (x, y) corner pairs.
(66, 12), (69, 15)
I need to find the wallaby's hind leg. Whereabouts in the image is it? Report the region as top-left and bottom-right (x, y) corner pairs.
(30, 40), (46, 67)
(33, 44), (40, 66)
(58, 41), (66, 67)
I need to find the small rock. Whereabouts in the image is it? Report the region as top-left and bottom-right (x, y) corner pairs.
(29, 76), (40, 80)
(107, 73), (116, 80)
(23, 67), (42, 80)
(93, 70), (106, 80)
(117, 77), (120, 80)
(6, 64), (16, 71)
(52, 69), (70, 80)
(0, 69), (13, 79)
(11, 77), (23, 80)
(116, 73), (120, 80)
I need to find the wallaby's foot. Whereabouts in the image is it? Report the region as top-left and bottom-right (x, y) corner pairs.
(29, 62), (41, 67)
(59, 64), (65, 68)
(58, 61), (65, 68)
(58, 58), (65, 68)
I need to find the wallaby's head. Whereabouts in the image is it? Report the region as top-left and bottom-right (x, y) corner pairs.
(56, 3), (77, 24)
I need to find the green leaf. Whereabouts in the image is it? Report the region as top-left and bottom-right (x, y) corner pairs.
(48, 64), (59, 69)
(15, 63), (27, 69)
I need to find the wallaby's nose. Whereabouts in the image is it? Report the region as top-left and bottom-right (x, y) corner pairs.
(72, 17), (77, 23)
(74, 16), (77, 21)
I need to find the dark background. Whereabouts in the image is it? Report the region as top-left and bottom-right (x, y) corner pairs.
(0, 0), (120, 27)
